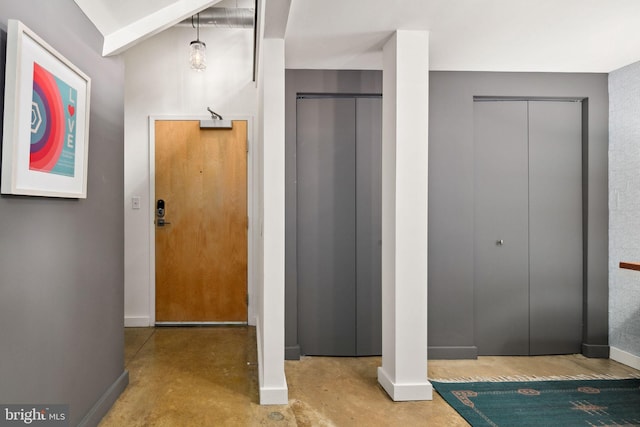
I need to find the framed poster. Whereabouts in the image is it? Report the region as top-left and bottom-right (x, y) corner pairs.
(1, 19), (91, 198)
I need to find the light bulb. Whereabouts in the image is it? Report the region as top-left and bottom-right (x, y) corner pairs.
(189, 40), (206, 71)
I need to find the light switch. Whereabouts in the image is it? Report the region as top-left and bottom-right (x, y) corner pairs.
(132, 196), (141, 210)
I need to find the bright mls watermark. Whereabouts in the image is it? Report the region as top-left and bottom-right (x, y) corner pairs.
(0, 405), (68, 426)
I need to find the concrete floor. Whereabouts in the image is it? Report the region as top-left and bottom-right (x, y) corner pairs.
(99, 327), (640, 426)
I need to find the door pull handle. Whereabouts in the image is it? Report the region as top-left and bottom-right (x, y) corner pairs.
(156, 218), (172, 227)
(496, 239), (504, 246)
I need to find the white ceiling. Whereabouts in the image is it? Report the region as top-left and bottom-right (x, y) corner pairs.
(76, 0), (640, 72)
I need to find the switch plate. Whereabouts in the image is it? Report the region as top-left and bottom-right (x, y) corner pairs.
(132, 196), (141, 210)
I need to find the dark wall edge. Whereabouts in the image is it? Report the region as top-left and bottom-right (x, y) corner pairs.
(582, 344), (610, 359)
(285, 345), (301, 360)
(429, 346), (478, 360)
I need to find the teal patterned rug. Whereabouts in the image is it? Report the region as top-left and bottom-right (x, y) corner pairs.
(432, 378), (640, 426)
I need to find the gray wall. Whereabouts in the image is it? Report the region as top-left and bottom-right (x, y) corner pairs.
(608, 61), (640, 358)
(0, 2), (126, 426)
(429, 72), (609, 358)
(285, 70), (609, 360)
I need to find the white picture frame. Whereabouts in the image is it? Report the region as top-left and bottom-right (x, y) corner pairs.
(1, 19), (91, 198)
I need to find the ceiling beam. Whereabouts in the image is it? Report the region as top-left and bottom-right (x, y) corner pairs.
(102, 0), (223, 56)
(255, 0), (292, 83)
(263, 0), (292, 39)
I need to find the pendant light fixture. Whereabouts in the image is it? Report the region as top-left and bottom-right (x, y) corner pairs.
(189, 13), (206, 71)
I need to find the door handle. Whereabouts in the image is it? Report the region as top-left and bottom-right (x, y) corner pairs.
(156, 218), (172, 227)
(496, 239), (504, 246)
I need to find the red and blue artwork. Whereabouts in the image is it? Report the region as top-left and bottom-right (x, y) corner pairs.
(30, 62), (77, 177)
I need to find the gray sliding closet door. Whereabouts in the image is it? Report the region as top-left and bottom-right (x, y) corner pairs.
(296, 96), (382, 357)
(474, 100), (583, 356)
(356, 98), (382, 356)
(297, 97), (357, 356)
(528, 101), (582, 355)
(474, 101), (531, 356)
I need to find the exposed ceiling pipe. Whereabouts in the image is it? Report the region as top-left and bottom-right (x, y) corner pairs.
(177, 8), (254, 28)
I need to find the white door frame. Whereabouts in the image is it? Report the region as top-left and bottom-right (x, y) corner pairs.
(148, 115), (256, 325)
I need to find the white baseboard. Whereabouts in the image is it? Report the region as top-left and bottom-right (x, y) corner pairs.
(125, 316), (151, 327)
(377, 367), (433, 401)
(255, 316), (288, 405)
(610, 346), (640, 371)
(259, 385), (289, 405)
(256, 316), (263, 383)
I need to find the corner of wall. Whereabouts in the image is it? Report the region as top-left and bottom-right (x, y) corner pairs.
(608, 61), (640, 362)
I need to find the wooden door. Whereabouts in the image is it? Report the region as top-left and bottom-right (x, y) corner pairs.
(155, 120), (247, 322)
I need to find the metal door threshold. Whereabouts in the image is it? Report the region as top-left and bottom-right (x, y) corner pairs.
(155, 321), (248, 327)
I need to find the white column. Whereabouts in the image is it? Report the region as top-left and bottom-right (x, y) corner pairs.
(377, 30), (432, 402)
(259, 37), (288, 405)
